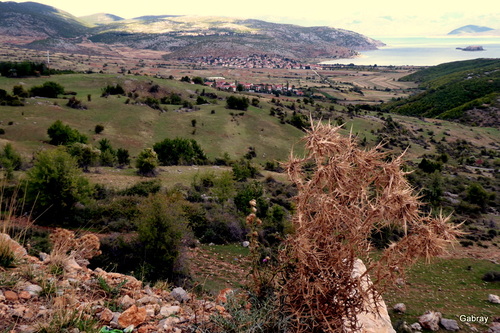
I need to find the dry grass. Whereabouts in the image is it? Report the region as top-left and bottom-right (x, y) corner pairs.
(279, 120), (462, 332)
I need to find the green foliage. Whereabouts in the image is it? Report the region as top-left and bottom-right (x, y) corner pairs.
(0, 88), (24, 106)
(153, 137), (207, 166)
(27, 147), (94, 222)
(465, 183), (492, 212)
(12, 85), (28, 97)
(0, 61), (48, 77)
(0, 143), (22, 179)
(134, 193), (188, 282)
(120, 180), (161, 197)
(226, 95), (250, 110)
(66, 96), (86, 109)
(101, 84), (125, 96)
(136, 148), (158, 176)
(418, 158), (442, 173)
(94, 124), (104, 134)
(192, 76), (204, 85)
(98, 138), (117, 166)
(0, 241), (16, 268)
(161, 92), (183, 105)
(67, 143), (100, 171)
(234, 181), (266, 216)
(288, 113), (309, 130)
(232, 158), (258, 181)
(116, 148), (130, 166)
(29, 81), (65, 98)
(47, 120), (88, 146)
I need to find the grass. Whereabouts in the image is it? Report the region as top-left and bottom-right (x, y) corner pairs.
(384, 257), (499, 331)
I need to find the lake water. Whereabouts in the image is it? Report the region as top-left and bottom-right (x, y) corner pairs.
(321, 37), (500, 66)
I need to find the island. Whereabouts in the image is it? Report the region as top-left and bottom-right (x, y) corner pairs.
(456, 45), (485, 51)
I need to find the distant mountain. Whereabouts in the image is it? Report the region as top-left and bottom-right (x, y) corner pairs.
(79, 13), (124, 26)
(0, 1), (89, 40)
(0, 1), (384, 60)
(448, 25), (494, 35)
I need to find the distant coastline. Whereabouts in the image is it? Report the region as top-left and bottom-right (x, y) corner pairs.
(456, 45), (485, 51)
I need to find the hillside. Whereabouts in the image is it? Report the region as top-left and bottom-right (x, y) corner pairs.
(381, 58), (500, 123)
(448, 25), (494, 35)
(0, 2), (383, 60)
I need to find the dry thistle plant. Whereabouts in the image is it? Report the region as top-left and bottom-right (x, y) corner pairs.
(279, 121), (462, 332)
(49, 228), (101, 271)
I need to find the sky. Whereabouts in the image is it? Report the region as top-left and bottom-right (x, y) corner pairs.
(17, 0), (500, 37)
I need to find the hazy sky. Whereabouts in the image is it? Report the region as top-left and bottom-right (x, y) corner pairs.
(18, 0), (500, 37)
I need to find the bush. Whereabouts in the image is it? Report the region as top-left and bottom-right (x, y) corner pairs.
(67, 143), (100, 171)
(101, 84), (125, 96)
(153, 137), (207, 166)
(136, 148), (158, 176)
(94, 124), (104, 134)
(66, 96), (86, 110)
(226, 96), (250, 110)
(29, 81), (65, 98)
(47, 120), (88, 146)
(482, 271), (500, 282)
(27, 147), (94, 223)
(134, 193), (190, 282)
(120, 180), (162, 197)
(116, 148), (130, 166)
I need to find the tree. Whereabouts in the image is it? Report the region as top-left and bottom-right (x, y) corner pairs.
(116, 148), (130, 166)
(153, 138), (207, 166)
(134, 193), (188, 282)
(27, 148), (94, 223)
(29, 81), (65, 98)
(98, 138), (116, 166)
(94, 124), (104, 134)
(67, 143), (100, 172)
(136, 148), (158, 176)
(47, 120), (88, 146)
(192, 76), (204, 85)
(226, 96), (250, 110)
(0, 143), (22, 180)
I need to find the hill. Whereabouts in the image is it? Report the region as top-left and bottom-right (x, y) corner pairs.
(0, 1), (89, 41)
(381, 58), (500, 124)
(78, 13), (125, 26)
(0, 1), (383, 60)
(448, 25), (494, 35)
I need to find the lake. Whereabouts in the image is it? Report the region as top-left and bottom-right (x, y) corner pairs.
(321, 37), (500, 66)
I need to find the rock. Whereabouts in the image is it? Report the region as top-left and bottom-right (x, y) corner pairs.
(18, 290), (31, 300)
(4, 290), (19, 301)
(419, 311), (442, 331)
(440, 318), (459, 331)
(489, 294), (500, 304)
(64, 257), (83, 272)
(393, 303), (406, 313)
(99, 308), (114, 322)
(16, 325), (36, 333)
(144, 304), (157, 317)
(118, 305), (147, 328)
(25, 284), (43, 296)
(242, 241), (250, 247)
(171, 287), (189, 303)
(216, 288), (233, 304)
(160, 305), (180, 317)
(0, 233), (27, 258)
(137, 295), (159, 305)
(410, 322), (422, 331)
(158, 316), (181, 330)
(348, 259), (396, 333)
(488, 322), (500, 333)
(120, 295), (135, 309)
(0, 290), (4, 301)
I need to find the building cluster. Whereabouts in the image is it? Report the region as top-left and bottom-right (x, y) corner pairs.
(210, 80), (305, 96)
(179, 54), (321, 70)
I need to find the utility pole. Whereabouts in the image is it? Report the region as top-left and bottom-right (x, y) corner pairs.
(46, 51), (50, 76)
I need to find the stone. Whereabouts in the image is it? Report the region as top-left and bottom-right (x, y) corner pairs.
(137, 295), (159, 305)
(171, 287), (189, 303)
(410, 322), (422, 331)
(64, 257), (83, 272)
(440, 318), (459, 331)
(120, 295), (135, 309)
(158, 316), (181, 330)
(346, 259), (396, 333)
(0, 233), (27, 258)
(419, 311), (442, 331)
(160, 305), (180, 317)
(100, 308), (114, 322)
(18, 291), (31, 300)
(145, 304), (157, 317)
(242, 241), (250, 247)
(488, 294), (500, 304)
(25, 284), (43, 296)
(393, 303), (406, 313)
(0, 290), (4, 301)
(488, 322), (500, 333)
(118, 305), (147, 328)
(4, 290), (19, 301)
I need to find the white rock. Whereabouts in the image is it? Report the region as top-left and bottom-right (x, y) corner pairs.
(242, 241), (250, 247)
(160, 305), (180, 317)
(488, 294), (500, 304)
(393, 303), (406, 313)
(410, 322), (422, 331)
(419, 311), (442, 331)
(25, 284), (43, 296)
(440, 318), (459, 331)
(171, 287), (189, 303)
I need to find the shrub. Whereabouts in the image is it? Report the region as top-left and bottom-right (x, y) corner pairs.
(120, 180), (162, 197)
(153, 137), (207, 166)
(29, 81), (65, 98)
(66, 96), (86, 110)
(94, 124), (104, 134)
(101, 84), (125, 96)
(482, 271), (500, 282)
(116, 148), (130, 166)
(27, 147), (94, 223)
(134, 193), (189, 282)
(47, 120), (88, 146)
(67, 143), (100, 171)
(136, 148), (158, 176)
(226, 96), (250, 110)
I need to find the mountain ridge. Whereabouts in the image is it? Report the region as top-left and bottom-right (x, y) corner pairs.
(0, 1), (384, 60)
